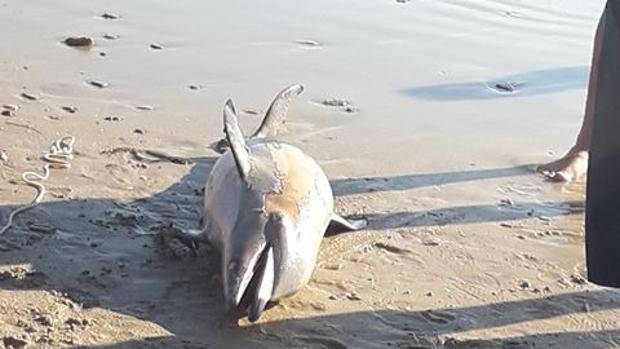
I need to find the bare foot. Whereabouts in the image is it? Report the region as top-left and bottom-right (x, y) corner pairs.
(538, 150), (589, 182)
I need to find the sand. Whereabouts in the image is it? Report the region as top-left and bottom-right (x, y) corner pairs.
(1, 0), (618, 348)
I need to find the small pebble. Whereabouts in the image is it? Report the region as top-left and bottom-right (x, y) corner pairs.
(99, 52), (107, 57)
(346, 293), (362, 301)
(494, 82), (516, 93)
(322, 264), (343, 271)
(1, 110), (14, 117)
(103, 34), (120, 40)
(65, 318), (82, 331)
(499, 198), (515, 206)
(188, 84), (200, 90)
(570, 274), (587, 285)
(150, 43), (164, 50)
(20, 92), (39, 101)
(0, 150), (7, 162)
(133, 128), (145, 135)
(104, 116), (122, 122)
(321, 98), (350, 107)
(136, 105), (154, 111)
(519, 280), (531, 289)
(62, 106), (78, 113)
(101, 13), (119, 20)
(34, 315), (53, 327)
(88, 80), (109, 88)
(28, 223), (56, 234)
(64, 36), (94, 48)
(425, 291), (433, 297)
(2, 104), (19, 111)
(310, 302), (326, 311)
(3, 336), (28, 349)
(296, 39), (322, 48)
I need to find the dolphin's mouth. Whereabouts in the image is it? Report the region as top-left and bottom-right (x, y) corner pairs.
(230, 243), (275, 322)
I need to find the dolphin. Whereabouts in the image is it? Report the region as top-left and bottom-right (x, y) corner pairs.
(183, 85), (365, 322)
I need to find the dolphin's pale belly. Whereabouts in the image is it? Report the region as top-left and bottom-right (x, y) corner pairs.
(266, 143), (334, 298)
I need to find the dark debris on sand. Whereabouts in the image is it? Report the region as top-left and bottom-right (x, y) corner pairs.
(63, 37), (94, 48)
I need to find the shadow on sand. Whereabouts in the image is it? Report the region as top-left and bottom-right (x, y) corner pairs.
(332, 164), (535, 196)
(63, 289), (620, 348)
(0, 159), (592, 348)
(401, 66), (588, 101)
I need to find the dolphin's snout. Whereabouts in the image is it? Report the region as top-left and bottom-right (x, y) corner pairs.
(223, 240), (276, 322)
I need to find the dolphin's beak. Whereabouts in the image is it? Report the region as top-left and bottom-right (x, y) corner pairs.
(224, 242), (263, 311)
(224, 242), (275, 322)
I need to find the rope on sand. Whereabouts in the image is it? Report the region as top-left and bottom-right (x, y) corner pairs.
(0, 136), (75, 235)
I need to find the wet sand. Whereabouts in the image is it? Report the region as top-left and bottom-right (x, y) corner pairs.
(1, 0), (618, 348)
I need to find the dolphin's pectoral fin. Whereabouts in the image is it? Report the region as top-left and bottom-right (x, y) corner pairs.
(224, 99), (251, 180)
(325, 213), (368, 236)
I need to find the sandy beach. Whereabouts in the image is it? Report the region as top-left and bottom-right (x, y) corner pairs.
(1, 0), (618, 348)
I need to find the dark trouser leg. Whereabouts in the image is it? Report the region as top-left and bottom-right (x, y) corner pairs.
(586, 1), (620, 287)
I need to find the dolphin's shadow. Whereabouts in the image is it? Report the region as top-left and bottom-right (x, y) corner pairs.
(62, 289), (620, 348)
(0, 160), (586, 345)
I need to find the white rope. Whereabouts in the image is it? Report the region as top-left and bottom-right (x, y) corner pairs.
(0, 136), (75, 235)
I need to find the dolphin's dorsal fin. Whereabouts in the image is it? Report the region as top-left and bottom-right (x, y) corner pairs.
(224, 99), (251, 180)
(250, 84), (304, 139)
